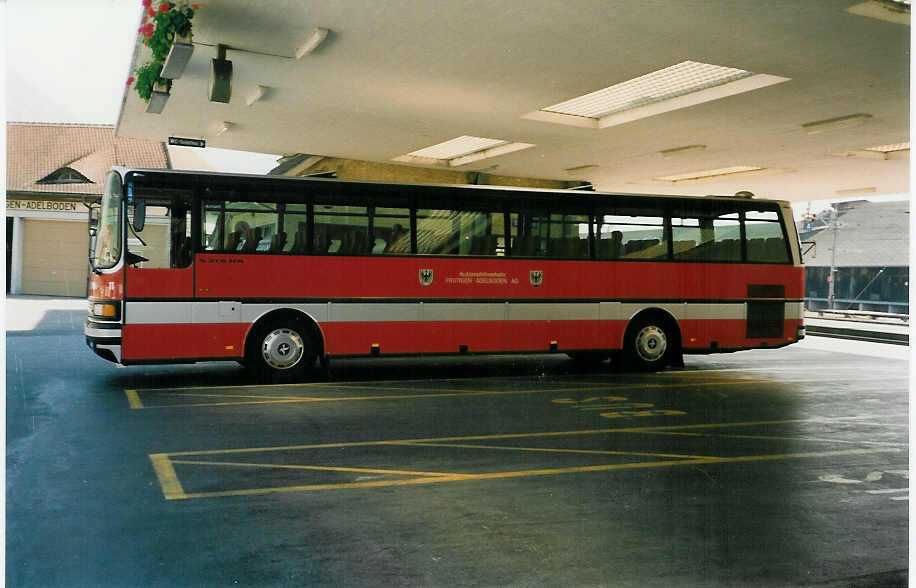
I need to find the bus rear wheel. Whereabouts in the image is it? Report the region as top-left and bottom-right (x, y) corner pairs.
(247, 317), (317, 383)
(622, 315), (677, 372)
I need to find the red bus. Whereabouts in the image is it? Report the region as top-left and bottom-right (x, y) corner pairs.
(86, 167), (805, 382)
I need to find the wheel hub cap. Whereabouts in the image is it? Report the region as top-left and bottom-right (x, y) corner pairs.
(635, 325), (667, 362)
(262, 328), (304, 369)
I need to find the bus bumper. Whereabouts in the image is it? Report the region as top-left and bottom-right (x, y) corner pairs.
(85, 320), (122, 364)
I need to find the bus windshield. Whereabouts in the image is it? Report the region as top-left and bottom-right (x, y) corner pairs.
(92, 171), (122, 269)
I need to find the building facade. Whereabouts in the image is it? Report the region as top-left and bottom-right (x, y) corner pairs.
(6, 123), (169, 296)
(800, 200), (909, 314)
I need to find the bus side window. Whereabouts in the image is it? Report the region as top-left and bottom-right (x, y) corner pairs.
(745, 209), (789, 263)
(596, 212), (665, 260)
(128, 194), (192, 269)
(205, 200), (278, 253)
(314, 203), (369, 256)
(508, 211), (549, 257)
(545, 213), (589, 259)
(376, 207), (411, 254)
(672, 212), (740, 262)
(416, 208), (502, 256)
(283, 204), (308, 254)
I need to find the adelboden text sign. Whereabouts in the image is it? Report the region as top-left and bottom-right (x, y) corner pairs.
(7, 200), (80, 212)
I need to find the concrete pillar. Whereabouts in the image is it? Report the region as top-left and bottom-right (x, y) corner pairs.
(9, 217), (24, 294)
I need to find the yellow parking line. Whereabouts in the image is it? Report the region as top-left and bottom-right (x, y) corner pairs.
(391, 441), (716, 460)
(169, 459), (469, 478)
(124, 389), (144, 409)
(127, 387), (559, 410)
(180, 474), (476, 499)
(162, 446), (899, 500)
(163, 420), (809, 458)
(149, 454), (187, 500)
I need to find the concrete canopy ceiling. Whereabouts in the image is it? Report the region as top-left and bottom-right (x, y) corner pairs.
(116, 0), (911, 202)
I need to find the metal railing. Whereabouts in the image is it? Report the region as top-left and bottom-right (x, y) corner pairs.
(805, 307), (909, 324)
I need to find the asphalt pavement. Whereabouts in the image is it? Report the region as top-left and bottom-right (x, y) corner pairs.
(5, 295), (910, 587)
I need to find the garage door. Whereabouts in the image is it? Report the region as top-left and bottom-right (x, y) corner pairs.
(21, 219), (89, 296)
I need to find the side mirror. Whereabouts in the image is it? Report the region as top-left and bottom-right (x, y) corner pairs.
(134, 200), (146, 232)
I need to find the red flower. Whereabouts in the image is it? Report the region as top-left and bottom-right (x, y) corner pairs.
(159, 3), (171, 12)
(138, 22), (154, 37)
(142, 0), (151, 7)
(192, 3), (199, 10)
(126, 76), (135, 86)
(148, 8), (155, 17)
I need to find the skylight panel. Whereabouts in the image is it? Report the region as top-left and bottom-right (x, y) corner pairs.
(543, 61), (753, 119)
(833, 141), (910, 159)
(865, 142), (909, 153)
(407, 136), (508, 160)
(394, 136), (535, 167)
(655, 166), (764, 183)
(523, 61), (790, 129)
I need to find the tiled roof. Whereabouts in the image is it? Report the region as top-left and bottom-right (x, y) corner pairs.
(802, 200), (909, 268)
(7, 123), (169, 195)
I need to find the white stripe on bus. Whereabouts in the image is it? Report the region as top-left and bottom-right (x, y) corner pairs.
(123, 300), (804, 325)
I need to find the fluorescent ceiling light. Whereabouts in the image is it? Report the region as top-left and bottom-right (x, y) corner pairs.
(393, 136), (535, 167)
(523, 61), (790, 129)
(834, 140), (910, 160)
(802, 113), (872, 134)
(659, 144), (707, 158)
(865, 141), (910, 153)
(296, 27), (329, 58)
(836, 187), (877, 196)
(564, 164), (600, 173)
(845, 1), (910, 25)
(655, 165), (764, 183)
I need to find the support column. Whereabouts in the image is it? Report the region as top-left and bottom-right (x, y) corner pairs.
(9, 217), (24, 294)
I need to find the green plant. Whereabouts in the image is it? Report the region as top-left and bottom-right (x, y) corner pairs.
(128, 1), (198, 102)
(132, 61), (168, 103)
(146, 1), (197, 61)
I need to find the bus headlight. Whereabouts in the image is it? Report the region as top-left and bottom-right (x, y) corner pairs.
(92, 302), (119, 319)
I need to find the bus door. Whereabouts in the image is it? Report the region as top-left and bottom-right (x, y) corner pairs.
(121, 190), (195, 360)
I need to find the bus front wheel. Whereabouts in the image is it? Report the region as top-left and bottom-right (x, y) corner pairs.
(621, 315), (677, 372)
(247, 317), (317, 383)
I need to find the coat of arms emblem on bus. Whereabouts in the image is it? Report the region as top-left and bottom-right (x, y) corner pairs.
(529, 270), (543, 287)
(419, 268), (434, 286)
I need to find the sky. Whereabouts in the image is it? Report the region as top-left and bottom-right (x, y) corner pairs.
(4, 0), (279, 174)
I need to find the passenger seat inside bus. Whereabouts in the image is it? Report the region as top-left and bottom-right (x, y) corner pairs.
(469, 235), (498, 256)
(550, 237), (587, 258)
(241, 228), (263, 252)
(513, 235), (539, 256)
(596, 231), (623, 259)
(268, 232), (287, 253)
(225, 230), (242, 251)
(338, 229), (368, 255)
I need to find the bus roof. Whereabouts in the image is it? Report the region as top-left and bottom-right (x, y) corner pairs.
(111, 166), (790, 208)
